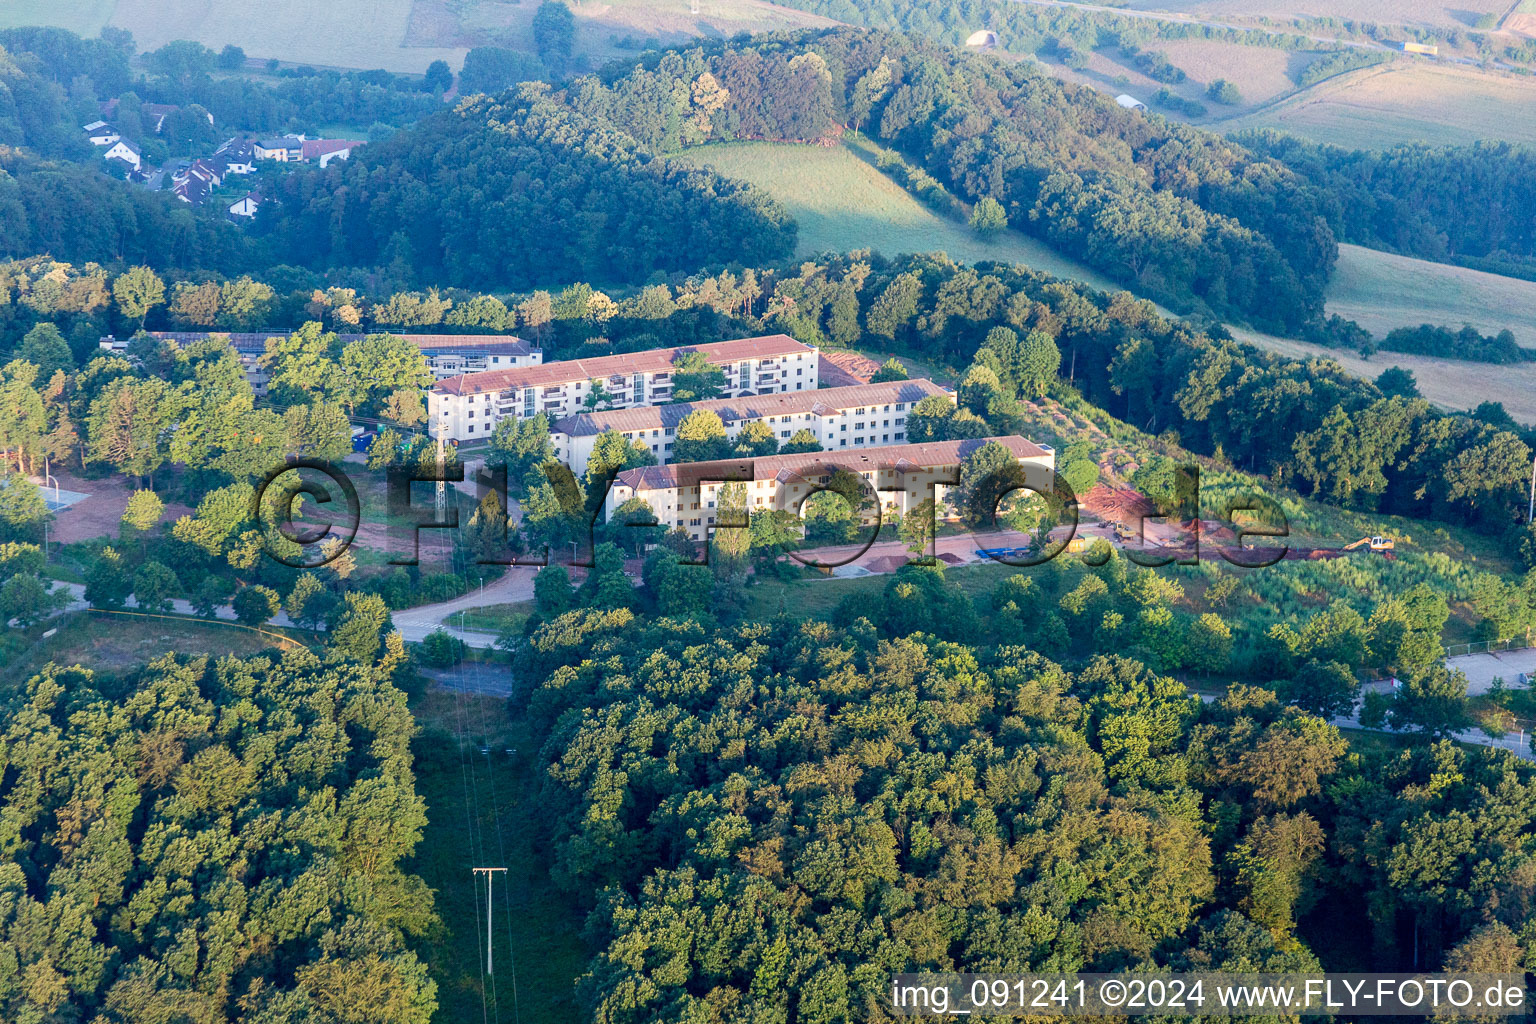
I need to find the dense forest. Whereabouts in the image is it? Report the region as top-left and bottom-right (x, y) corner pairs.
(1238, 133), (1536, 278)
(0, 646), (439, 1022)
(554, 30), (1335, 331)
(258, 87), (796, 290)
(517, 603), (1536, 1021)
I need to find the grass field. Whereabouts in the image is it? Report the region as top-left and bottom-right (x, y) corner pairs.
(407, 0), (835, 65)
(675, 141), (1129, 289)
(1229, 62), (1536, 148)
(0, 0), (115, 34)
(1, 0), (466, 73)
(1120, 0), (1508, 31)
(1328, 243), (1536, 347)
(1229, 326), (1536, 425)
(1, 611), (307, 687)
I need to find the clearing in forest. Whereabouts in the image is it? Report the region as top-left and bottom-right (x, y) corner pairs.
(1231, 327), (1536, 426)
(674, 140), (1127, 290)
(1327, 244), (1536, 348)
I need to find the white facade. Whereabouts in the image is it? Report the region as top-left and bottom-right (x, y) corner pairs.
(429, 335), (818, 443)
(83, 121), (120, 145)
(605, 436), (1057, 543)
(102, 140), (141, 170)
(551, 378), (952, 476)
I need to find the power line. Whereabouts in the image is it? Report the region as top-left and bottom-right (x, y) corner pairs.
(470, 868), (508, 974)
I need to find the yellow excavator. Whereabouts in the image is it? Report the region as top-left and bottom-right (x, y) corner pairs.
(1343, 536), (1395, 553)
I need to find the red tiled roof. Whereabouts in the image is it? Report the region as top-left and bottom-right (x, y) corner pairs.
(552, 378), (949, 437)
(614, 435), (1053, 491)
(302, 139), (361, 159)
(434, 335), (814, 396)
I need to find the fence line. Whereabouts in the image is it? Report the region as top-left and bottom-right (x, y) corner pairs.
(1444, 632), (1534, 659)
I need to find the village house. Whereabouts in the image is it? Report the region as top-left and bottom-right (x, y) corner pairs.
(215, 138), (257, 174)
(102, 137), (141, 171)
(253, 137), (304, 161)
(301, 139), (362, 167)
(228, 190), (263, 219)
(604, 436), (1057, 543)
(82, 121), (120, 146)
(551, 378), (953, 476)
(252, 136), (363, 164)
(427, 335), (820, 442)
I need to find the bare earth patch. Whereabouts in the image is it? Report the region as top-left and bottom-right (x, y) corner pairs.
(47, 471), (194, 546)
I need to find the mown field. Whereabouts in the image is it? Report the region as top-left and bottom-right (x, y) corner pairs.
(675, 141), (1128, 289)
(1328, 243), (1536, 347)
(1120, 0), (1508, 31)
(1229, 62), (1536, 148)
(1230, 326), (1536, 425)
(409, 0), (836, 65)
(0, 0), (115, 34)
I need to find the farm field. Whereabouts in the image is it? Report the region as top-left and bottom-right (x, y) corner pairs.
(1327, 243), (1536, 348)
(2, 0), (465, 73)
(1042, 39), (1317, 121)
(0, 0), (115, 34)
(1229, 327), (1536, 425)
(404, 0), (835, 67)
(1228, 62), (1536, 148)
(674, 141), (1129, 290)
(1118, 0), (1508, 32)
(1155, 37), (1313, 109)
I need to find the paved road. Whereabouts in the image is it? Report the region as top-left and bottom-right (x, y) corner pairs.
(390, 566), (540, 648)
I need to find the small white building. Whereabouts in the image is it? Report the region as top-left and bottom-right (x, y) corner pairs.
(1115, 94), (1147, 111)
(228, 191), (263, 218)
(302, 139), (363, 167)
(102, 138), (141, 171)
(83, 121), (120, 146)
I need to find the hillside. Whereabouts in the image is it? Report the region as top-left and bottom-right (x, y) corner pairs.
(674, 140), (1127, 290)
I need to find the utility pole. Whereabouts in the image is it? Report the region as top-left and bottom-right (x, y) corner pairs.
(436, 434), (448, 527)
(1527, 453), (1534, 525)
(470, 867), (507, 974)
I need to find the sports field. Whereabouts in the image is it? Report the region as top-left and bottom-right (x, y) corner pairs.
(1328, 244), (1536, 348)
(1230, 62), (1536, 148)
(675, 141), (1128, 290)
